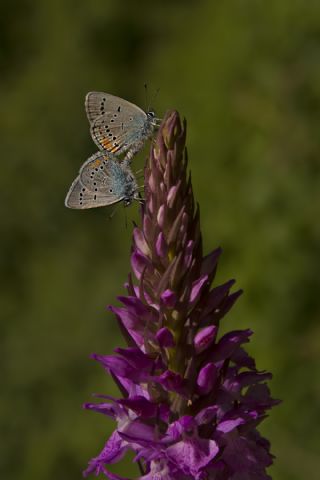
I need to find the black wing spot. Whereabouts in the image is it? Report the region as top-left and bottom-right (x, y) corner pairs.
(129, 117), (133, 121)
(113, 136), (116, 140)
(117, 106), (121, 112)
(111, 119), (114, 123)
(94, 195), (97, 200)
(82, 188), (86, 192)
(113, 114), (117, 118)
(95, 188), (98, 192)
(93, 182), (97, 185)
(109, 189), (113, 193)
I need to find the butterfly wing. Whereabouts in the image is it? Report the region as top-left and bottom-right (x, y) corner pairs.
(65, 152), (126, 209)
(87, 93), (147, 155)
(79, 151), (115, 191)
(65, 176), (123, 209)
(85, 92), (110, 124)
(85, 91), (146, 123)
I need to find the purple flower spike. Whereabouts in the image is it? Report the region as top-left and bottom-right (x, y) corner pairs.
(84, 111), (279, 479)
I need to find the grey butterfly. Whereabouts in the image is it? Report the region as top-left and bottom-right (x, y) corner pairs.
(85, 92), (160, 163)
(65, 151), (140, 209)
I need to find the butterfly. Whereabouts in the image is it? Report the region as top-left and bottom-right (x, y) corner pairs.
(65, 151), (141, 209)
(85, 92), (160, 163)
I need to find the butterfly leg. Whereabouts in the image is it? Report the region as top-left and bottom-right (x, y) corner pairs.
(137, 192), (145, 205)
(123, 137), (146, 165)
(122, 150), (135, 167)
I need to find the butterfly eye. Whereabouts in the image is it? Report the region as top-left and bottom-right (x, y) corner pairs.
(147, 110), (155, 118)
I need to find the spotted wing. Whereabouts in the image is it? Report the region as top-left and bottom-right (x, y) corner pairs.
(88, 96), (147, 155)
(65, 176), (124, 209)
(85, 91), (146, 123)
(78, 151), (117, 192)
(65, 152), (124, 210)
(85, 92), (111, 124)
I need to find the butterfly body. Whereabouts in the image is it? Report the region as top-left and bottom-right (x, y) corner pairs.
(85, 92), (159, 163)
(65, 152), (139, 209)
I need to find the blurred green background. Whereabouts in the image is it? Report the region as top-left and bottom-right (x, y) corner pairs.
(1, 1), (320, 479)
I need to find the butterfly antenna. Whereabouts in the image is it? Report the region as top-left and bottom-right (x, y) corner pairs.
(144, 83), (149, 112)
(151, 87), (160, 107)
(148, 87), (160, 115)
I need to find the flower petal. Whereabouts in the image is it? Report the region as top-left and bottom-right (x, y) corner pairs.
(157, 204), (166, 228)
(131, 250), (152, 280)
(156, 327), (175, 348)
(197, 362), (218, 395)
(210, 330), (252, 362)
(118, 396), (157, 418)
(83, 431), (128, 477)
(120, 419), (158, 446)
(156, 231), (168, 257)
(133, 228), (151, 256)
(190, 275), (208, 304)
(194, 325), (217, 354)
(167, 183), (180, 208)
(166, 416), (195, 441)
(200, 248), (222, 277)
(217, 417), (246, 433)
(154, 370), (186, 395)
(140, 460), (176, 479)
(222, 433), (273, 474)
(166, 438), (219, 478)
(160, 289), (177, 309)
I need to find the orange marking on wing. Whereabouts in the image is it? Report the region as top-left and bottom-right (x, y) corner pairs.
(111, 145), (120, 153)
(91, 159), (101, 168)
(101, 138), (113, 150)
